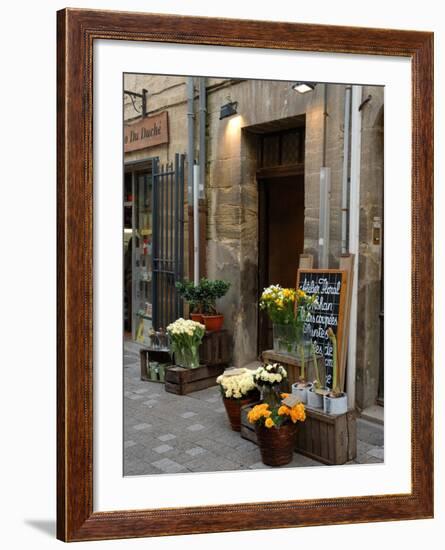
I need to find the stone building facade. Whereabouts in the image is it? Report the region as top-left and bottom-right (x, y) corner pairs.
(123, 74), (384, 411)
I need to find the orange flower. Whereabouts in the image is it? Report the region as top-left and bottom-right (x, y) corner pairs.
(278, 405), (290, 416)
(290, 403), (306, 423)
(281, 393), (290, 399)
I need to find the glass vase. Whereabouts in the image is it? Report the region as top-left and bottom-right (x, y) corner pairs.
(174, 344), (200, 369)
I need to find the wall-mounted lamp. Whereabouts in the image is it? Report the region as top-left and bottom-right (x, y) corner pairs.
(219, 100), (238, 120)
(292, 82), (316, 94)
(124, 88), (148, 117)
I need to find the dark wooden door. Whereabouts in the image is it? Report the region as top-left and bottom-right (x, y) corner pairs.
(258, 175), (305, 353)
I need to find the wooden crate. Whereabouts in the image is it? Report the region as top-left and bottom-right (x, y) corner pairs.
(240, 402), (357, 465)
(164, 364), (225, 395)
(240, 401), (260, 444)
(140, 349), (172, 382)
(296, 408), (357, 465)
(261, 349), (325, 386)
(199, 329), (231, 367)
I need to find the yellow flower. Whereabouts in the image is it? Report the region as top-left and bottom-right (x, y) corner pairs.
(297, 289), (307, 298)
(248, 403), (271, 424)
(278, 405), (290, 416)
(265, 417), (275, 428)
(290, 403), (306, 423)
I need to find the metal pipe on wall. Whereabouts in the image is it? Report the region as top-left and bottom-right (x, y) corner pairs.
(186, 77), (195, 207)
(193, 164), (200, 285)
(199, 77), (206, 201)
(318, 83), (331, 268)
(341, 86), (352, 254)
(347, 85), (363, 410)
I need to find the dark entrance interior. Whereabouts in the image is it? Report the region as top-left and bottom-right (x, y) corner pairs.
(254, 119), (306, 353)
(258, 174), (305, 352)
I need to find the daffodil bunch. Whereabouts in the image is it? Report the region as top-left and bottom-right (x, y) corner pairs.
(216, 368), (257, 399)
(259, 284), (318, 326)
(167, 318), (205, 368)
(247, 397), (306, 429)
(259, 285), (297, 324)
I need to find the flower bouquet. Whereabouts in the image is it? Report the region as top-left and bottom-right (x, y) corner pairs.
(166, 318), (205, 369)
(259, 285), (317, 374)
(216, 368), (259, 431)
(254, 363), (288, 407)
(247, 394), (306, 466)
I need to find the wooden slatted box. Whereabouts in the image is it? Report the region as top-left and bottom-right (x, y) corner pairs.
(199, 329), (231, 367)
(164, 364), (225, 395)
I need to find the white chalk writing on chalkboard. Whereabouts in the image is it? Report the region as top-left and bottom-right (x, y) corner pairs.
(298, 271), (345, 388)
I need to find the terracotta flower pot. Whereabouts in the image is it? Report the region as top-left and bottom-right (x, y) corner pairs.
(203, 314), (224, 331)
(223, 394), (258, 431)
(255, 422), (298, 466)
(190, 313), (204, 323)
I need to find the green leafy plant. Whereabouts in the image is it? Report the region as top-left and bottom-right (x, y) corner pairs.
(175, 280), (202, 313)
(176, 278), (231, 315)
(198, 278), (231, 314)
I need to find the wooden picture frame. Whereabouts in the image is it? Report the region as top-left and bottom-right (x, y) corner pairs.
(57, 8), (433, 542)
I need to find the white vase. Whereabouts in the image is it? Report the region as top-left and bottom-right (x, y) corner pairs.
(307, 388), (324, 409)
(291, 382), (313, 404)
(323, 392), (348, 415)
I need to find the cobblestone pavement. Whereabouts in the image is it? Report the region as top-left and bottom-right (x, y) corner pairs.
(124, 341), (384, 476)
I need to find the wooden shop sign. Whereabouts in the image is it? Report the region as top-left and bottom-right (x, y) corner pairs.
(124, 111), (169, 152)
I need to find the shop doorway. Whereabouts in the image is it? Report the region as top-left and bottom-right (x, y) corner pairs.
(124, 155), (185, 344)
(124, 159), (155, 342)
(256, 125), (305, 353)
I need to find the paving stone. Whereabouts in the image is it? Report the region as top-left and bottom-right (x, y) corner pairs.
(205, 396), (219, 403)
(357, 418), (384, 446)
(354, 453), (383, 464)
(142, 399), (159, 406)
(367, 446), (384, 460)
(185, 447), (206, 457)
(124, 440), (136, 449)
(158, 434), (176, 442)
(153, 444), (174, 454)
(151, 458), (185, 474)
(133, 423), (151, 431)
(180, 411), (198, 419)
(187, 423), (205, 432)
(133, 388), (150, 394)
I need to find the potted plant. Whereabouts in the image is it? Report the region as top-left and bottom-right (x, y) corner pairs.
(175, 280), (204, 323)
(216, 368), (259, 431)
(323, 328), (348, 414)
(200, 278), (231, 331)
(259, 285), (317, 358)
(166, 318), (206, 369)
(247, 396), (306, 466)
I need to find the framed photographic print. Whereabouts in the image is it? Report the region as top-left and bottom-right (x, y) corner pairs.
(57, 8), (433, 542)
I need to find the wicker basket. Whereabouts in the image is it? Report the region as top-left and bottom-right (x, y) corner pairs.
(255, 422), (298, 466)
(222, 394), (259, 431)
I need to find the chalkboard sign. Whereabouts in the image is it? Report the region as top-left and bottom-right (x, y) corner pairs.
(296, 269), (348, 388)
